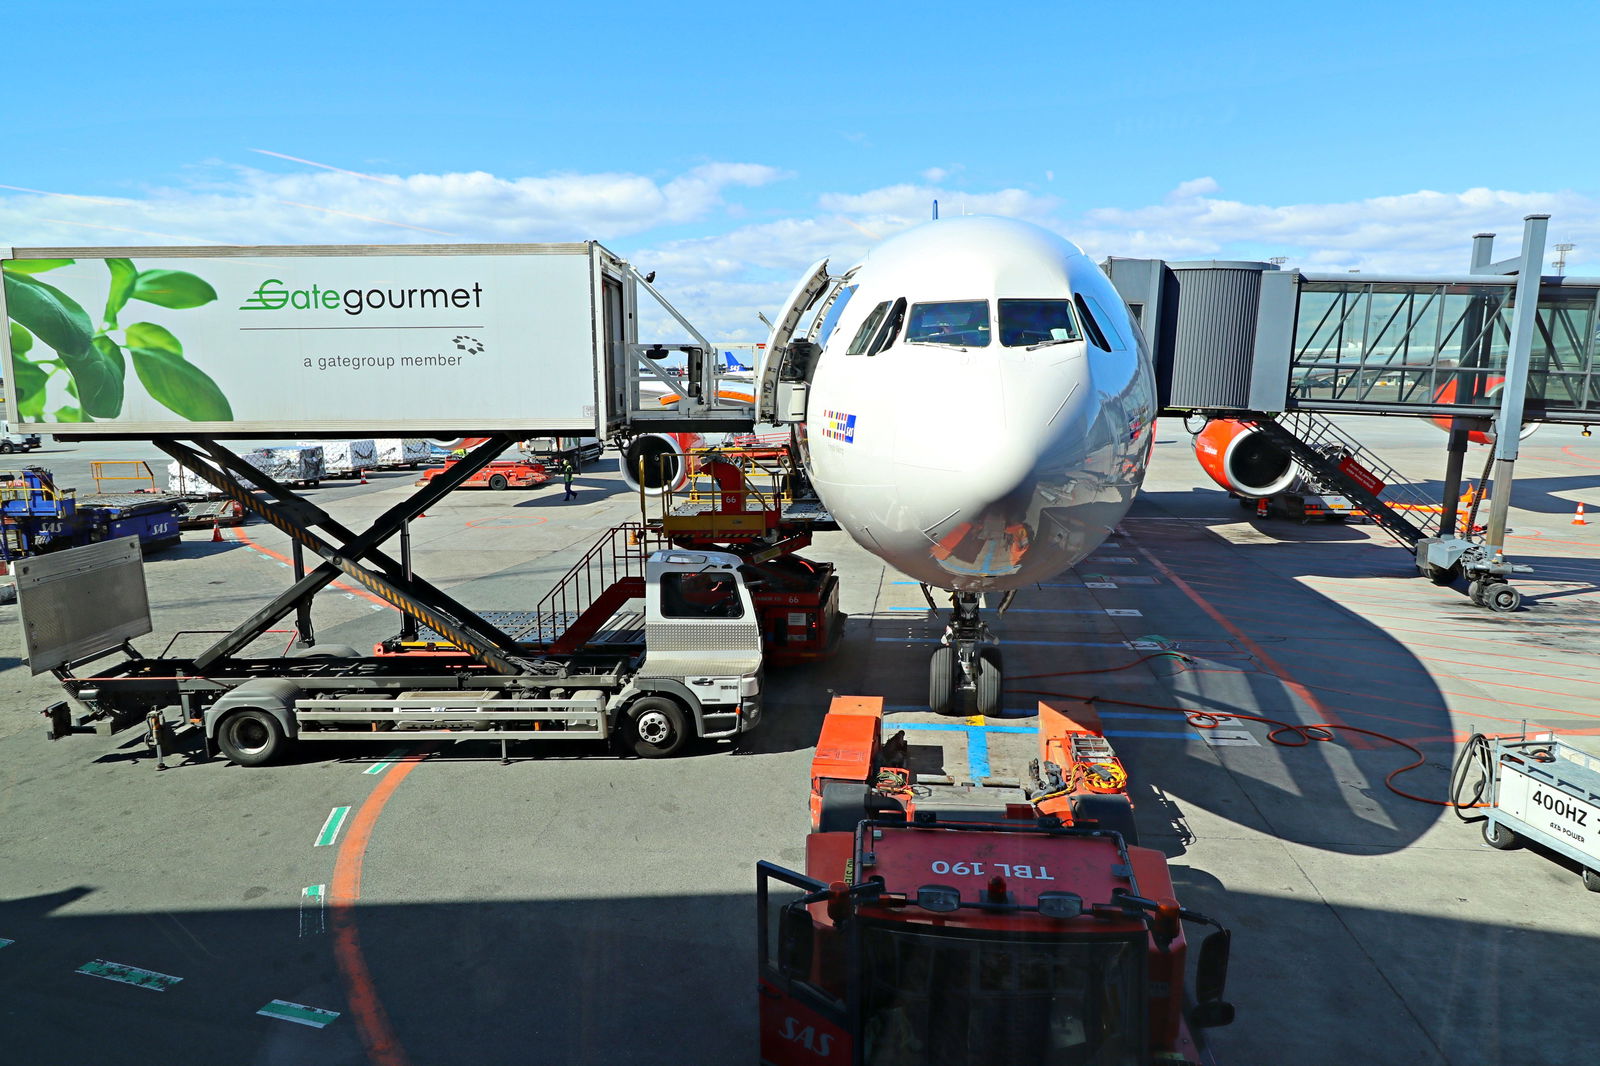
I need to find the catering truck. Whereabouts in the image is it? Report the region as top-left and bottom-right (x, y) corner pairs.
(26, 538), (764, 763)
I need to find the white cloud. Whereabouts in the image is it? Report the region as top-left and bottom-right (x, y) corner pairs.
(5, 166), (1596, 341)
(922, 167), (947, 182)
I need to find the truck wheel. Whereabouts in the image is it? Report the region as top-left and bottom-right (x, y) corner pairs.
(1482, 819), (1519, 850)
(0, 442), (13, 454)
(1583, 868), (1600, 893)
(487, 474), (509, 491)
(973, 647), (1003, 715)
(625, 697), (689, 758)
(929, 647), (956, 715)
(216, 709), (289, 766)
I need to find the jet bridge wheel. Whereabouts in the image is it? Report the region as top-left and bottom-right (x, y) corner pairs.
(1485, 583), (1522, 613)
(929, 647), (957, 715)
(1426, 564), (1460, 587)
(973, 647), (1003, 715)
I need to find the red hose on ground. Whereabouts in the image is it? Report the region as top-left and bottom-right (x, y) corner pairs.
(1006, 656), (1487, 808)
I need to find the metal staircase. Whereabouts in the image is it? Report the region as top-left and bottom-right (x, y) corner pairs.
(530, 522), (669, 653)
(1241, 412), (1440, 547)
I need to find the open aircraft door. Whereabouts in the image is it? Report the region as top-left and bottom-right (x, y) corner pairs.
(757, 258), (832, 424)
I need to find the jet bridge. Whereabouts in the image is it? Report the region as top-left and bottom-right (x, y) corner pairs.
(1107, 216), (1581, 611)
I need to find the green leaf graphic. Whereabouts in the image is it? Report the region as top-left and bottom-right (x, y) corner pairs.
(104, 258), (138, 328)
(125, 321), (183, 355)
(9, 321), (33, 357)
(53, 405), (86, 422)
(12, 357), (48, 418)
(3, 271), (94, 357)
(131, 346), (232, 421)
(132, 269), (216, 309)
(2, 259), (74, 275)
(57, 335), (126, 418)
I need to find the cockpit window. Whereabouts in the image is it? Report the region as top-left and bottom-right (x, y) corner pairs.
(1073, 293), (1112, 351)
(847, 301), (890, 355)
(906, 301), (991, 347)
(999, 299), (1081, 348)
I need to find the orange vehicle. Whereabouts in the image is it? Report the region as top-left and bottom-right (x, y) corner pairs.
(415, 458), (548, 490)
(757, 696), (1234, 1066)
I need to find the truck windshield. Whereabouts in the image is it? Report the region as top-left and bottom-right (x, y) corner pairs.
(858, 923), (1144, 1066)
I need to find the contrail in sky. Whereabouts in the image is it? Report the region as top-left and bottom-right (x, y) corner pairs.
(0, 182), (130, 206)
(251, 148), (405, 186)
(38, 217), (223, 244)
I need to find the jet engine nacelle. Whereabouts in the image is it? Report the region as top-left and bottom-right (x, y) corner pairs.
(618, 432), (706, 495)
(1427, 377), (1539, 444)
(1192, 419), (1302, 499)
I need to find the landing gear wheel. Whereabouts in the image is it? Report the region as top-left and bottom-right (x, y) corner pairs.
(1482, 819), (1520, 850)
(1583, 867), (1600, 893)
(487, 473), (509, 491)
(216, 709), (289, 767)
(1486, 583), (1522, 613)
(625, 697), (689, 758)
(974, 647), (1003, 715)
(929, 647), (957, 715)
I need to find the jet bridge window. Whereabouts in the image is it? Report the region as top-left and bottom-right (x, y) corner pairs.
(660, 572), (745, 619)
(999, 299), (1081, 347)
(906, 300), (991, 347)
(847, 301), (891, 355)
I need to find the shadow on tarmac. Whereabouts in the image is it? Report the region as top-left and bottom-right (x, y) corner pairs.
(2, 869), (1596, 1066)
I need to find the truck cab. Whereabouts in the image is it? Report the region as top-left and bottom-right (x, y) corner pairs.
(0, 421), (43, 454)
(626, 549), (764, 752)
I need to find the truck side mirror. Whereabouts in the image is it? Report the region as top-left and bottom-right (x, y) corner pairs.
(1190, 928), (1234, 1029)
(778, 904), (814, 978)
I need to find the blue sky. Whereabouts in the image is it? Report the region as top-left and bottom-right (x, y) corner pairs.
(6, 1), (1600, 336)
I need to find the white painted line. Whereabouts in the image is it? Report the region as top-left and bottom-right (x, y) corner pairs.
(1199, 729), (1261, 747)
(315, 806), (352, 847)
(258, 999), (341, 1028)
(1086, 582), (1118, 589)
(1106, 609), (1144, 617)
(0, 938), (13, 949)
(76, 959), (182, 991)
(299, 884), (327, 937)
(1090, 556), (1135, 564)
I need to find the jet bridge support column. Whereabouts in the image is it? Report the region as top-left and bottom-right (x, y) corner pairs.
(1482, 214), (1549, 557)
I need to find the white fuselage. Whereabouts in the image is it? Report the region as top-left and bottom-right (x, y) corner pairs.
(799, 217), (1156, 592)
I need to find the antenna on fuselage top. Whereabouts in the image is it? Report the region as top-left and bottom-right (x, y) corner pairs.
(932, 199), (939, 220)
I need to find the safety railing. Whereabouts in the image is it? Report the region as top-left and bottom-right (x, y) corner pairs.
(529, 522), (667, 646)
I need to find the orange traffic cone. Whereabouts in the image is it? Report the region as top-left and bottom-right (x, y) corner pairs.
(1574, 503), (1589, 526)
(359, 469), (369, 484)
(211, 518), (224, 542)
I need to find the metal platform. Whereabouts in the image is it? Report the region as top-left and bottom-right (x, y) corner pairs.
(407, 609), (646, 648)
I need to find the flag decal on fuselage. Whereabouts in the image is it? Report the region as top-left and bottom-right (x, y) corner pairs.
(822, 409), (857, 443)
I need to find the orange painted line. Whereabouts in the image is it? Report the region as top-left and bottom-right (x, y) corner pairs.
(1130, 543), (1375, 747)
(230, 526), (391, 610)
(331, 751), (429, 1066)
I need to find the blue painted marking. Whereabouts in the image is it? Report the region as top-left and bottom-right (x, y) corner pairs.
(966, 730), (992, 780)
(887, 720), (1198, 744)
(876, 637), (1133, 648)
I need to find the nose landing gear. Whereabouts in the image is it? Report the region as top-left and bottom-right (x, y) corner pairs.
(924, 588), (1010, 715)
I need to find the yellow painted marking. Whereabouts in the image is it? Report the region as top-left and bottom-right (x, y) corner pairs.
(964, 715), (986, 726)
